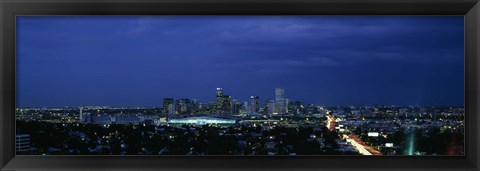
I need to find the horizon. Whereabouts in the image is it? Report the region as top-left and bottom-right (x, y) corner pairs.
(16, 16), (464, 107)
(16, 100), (466, 109)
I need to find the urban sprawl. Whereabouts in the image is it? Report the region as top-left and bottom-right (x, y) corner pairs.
(16, 88), (464, 156)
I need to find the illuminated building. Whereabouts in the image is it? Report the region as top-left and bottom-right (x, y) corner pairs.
(224, 95), (233, 114)
(191, 99), (200, 113)
(215, 88), (225, 113)
(275, 88), (286, 114)
(163, 98), (174, 114)
(265, 99), (276, 115)
(216, 88), (224, 113)
(241, 101), (249, 114)
(167, 104), (175, 115)
(207, 103), (216, 113)
(168, 116), (237, 126)
(175, 99), (191, 114)
(285, 98), (290, 114)
(287, 99), (297, 114)
(232, 99), (241, 115)
(215, 88), (232, 114)
(216, 87), (223, 97)
(250, 96), (260, 114)
(79, 107), (84, 122)
(197, 102), (207, 114)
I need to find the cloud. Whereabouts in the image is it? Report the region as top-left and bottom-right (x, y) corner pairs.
(17, 16), (464, 106)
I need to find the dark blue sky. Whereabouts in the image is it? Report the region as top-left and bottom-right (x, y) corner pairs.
(16, 16), (464, 107)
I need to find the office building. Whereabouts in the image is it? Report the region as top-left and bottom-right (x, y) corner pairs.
(216, 88), (225, 113)
(215, 88), (233, 114)
(167, 104), (175, 115)
(79, 107), (84, 122)
(250, 96), (260, 114)
(275, 88), (286, 114)
(265, 99), (276, 115)
(163, 98), (174, 114)
(241, 101), (249, 115)
(175, 99), (191, 114)
(232, 99), (242, 115)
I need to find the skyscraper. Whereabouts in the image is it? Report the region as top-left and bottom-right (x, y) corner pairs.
(275, 88), (286, 114)
(242, 101), (249, 114)
(167, 104), (175, 115)
(232, 99), (241, 115)
(265, 99), (276, 115)
(216, 88), (225, 113)
(250, 96), (259, 114)
(285, 98), (291, 114)
(215, 88), (233, 114)
(216, 88), (223, 97)
(191, 99), (200, 114)
(223, 95), (233, 114)
(79, 107), (83, 122)
(163, 98), (174, 114)
(175, 99), (191, 114)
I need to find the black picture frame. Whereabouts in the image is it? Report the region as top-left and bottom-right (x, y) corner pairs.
(1, 0), (479, 170)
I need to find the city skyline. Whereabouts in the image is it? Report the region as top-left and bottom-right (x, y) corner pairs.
(16, 16), (464, 107)
(15, 87), (465, 108)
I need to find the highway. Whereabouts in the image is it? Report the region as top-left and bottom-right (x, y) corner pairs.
(343, 134), (382, 156)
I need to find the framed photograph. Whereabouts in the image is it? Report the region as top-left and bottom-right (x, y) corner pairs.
(1, 0), (479, 170)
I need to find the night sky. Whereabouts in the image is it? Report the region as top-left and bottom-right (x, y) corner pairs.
(16, 16), (464, 107)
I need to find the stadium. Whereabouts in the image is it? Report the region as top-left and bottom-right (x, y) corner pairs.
(167, 116), (237, 126)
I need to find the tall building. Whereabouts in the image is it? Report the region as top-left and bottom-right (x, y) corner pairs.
(191, 99), (200, 114)
(79, 107), (84, 122)
(216, 87), (223, 97)
(241, 101), (249, 115)
(285, 98), (290, 114)
(250, 96), (260, 114)
(163, 98), (174, 114)
(16, 134), (30, 153)
(175, 99), (191, 114)
(265, 99), (276, 115)
(287, 99), (295, 114)
(215, 88), (233, 114)
(216, 88), (225, 114)
(167, 104), (175, 115)
(223, 95), (233, 114)
(232, 99), (242, 115)
(275, 88), (286, 114)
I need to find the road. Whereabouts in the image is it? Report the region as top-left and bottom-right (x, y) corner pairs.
(344, 134), (382, 155)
